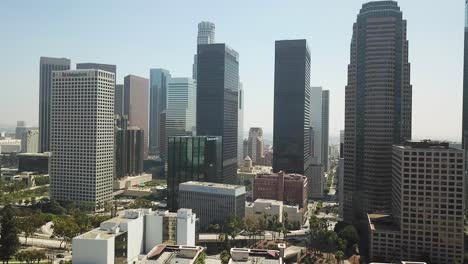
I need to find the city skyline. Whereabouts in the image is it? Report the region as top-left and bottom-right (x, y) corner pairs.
(1, 0), (464, 141)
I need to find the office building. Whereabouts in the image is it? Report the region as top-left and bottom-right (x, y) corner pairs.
(50, 69), (114, 205)
(308, 164), (324, 198)
(192, 21), (215, 80)
(344, 1), (412, 222)
(15, 121), (32, 140)
(463, 0), (468, 150)
(20, 129), (39, 153)
(238, 82), (244, 166)
(17, 152), (49, 174)
(321, 90), (330, 170)
(338, 130), (345, 217)
(247, 127), (264, 165)
(0, 139), (21, 153)
(246, 199), (304, 225)
(228, 248), (284, 264)
(178, 181), (245, 229)
(167, 136), (222, 211)
(368, 141), (464, 264)
(149, 68), (171, 154)
(309, 87), (323, 164)
(159, 111), (167, 158)
(115, 115), (144, 178)
(124, 75), (149, 156)
(253, 171), (308, 209)
(197, 43), (239, 184)
(38, 57), (70, 152)
(73, 208), (197, 264)
(273, 40), (311, 176)
(166, 77), (196, 140)
(115, 84), (124, 116)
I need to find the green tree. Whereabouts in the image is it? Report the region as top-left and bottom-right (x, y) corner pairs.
(338, 226), (359, 249)
(220, 250), (230, 264)
(227, 216), (244, 247)
(195, 251), (207, 264)
(52, 216), (79, 248)
(0, 205), (19, 263)
(15, 250), (46, 264)
(17, 216), (41, 245)
(335, 251), (344, 264)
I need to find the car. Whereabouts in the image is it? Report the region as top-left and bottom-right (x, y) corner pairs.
(56, 254), (65, 258)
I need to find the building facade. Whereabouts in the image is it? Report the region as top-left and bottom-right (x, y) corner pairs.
(115, 84), (124, 116)
(20, 129), (39, 153)
(166, 78), (196, 141)
(368, 141), (464, 264)
(238, 83), (244, 166)
(149, 68), (171, 155)
(321, 90), (330, 170)
(273, 39), (311, 177)
(167, 136), (222, 211)
(344, 1), (412, 222)
(192, 21), (215, 80)
(309, 87), (322, 164)
(39, 57), (70, 153)
(178, 181), (245, 230)
(247, 127), (264, 165)
(115, 115), (144, 178)
(124, 75), (149, 156)
(196, 43), (239, 184)
(253, 171), (308, 209)
(50, 69), (114, 205)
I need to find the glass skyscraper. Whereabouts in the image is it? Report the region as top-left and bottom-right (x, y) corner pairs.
(273, 39), (311, 176)
(196, 43), (239, 184)
(149, 69), (171, 155)
(167, 136), (222, 211)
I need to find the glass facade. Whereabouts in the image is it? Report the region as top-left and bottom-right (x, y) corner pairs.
(196, 44), (239, 184)
(273, 39), (311, 175)
(149, 69), (171, 154)
(167, 136), (222, 210)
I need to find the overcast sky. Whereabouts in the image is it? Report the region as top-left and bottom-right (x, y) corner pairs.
(0, 0), (464, 141)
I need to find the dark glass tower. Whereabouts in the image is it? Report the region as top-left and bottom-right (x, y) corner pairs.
(115, 116), (144, 178)
(167, 136), (222, 211)
(321, 90), (329, 170)
(344, 1), (412, 222)
(463, 0), (468, 209)
(196, 43), (239, 184)
(149, 69), (171, 155)
(273, 39), (311, 176)
(39, 57), (70, 153)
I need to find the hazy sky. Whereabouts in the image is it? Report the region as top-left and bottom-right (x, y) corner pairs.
(0, 0), (464, 141)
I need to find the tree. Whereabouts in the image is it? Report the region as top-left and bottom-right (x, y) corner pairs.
(52, 216), (79, 248)
(24, 199), (30, 206)
(227, 216), (244, 247)
(338, 226), (359, 249)
(335, 251), (344, 264)
(196, 251), (207, 264)
(220, 250), (230, 264)
(0, 205), (19, 263)
(15, 250), (46, 264)
(17, 216), (41, 245)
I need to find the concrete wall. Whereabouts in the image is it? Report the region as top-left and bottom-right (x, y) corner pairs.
(124, 216), (144, 262)
(176, 210), (196, 246)
(145, 213), (164, 252)
(72, 237), (114, 264)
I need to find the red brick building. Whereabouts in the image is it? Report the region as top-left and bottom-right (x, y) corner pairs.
(253, 171), (308, 208)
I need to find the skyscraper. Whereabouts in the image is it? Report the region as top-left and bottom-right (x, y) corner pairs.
(247, 127), (264, 164)
(463, 0), (468, 150)
(344, 1), (412, 222)
(50, 69), (114, 205)
(309, 87), (323, 164)
(124, 75), (149, 156)
(115, 115), (144, 178)
(20, 129), (39, 153)
(166, 77), (196, 139)
(238, 83), (244, 166)
(321, 90), (330, 170)
(167, 136), (222, 211)
(192, 21), (215, 80)
(197, 43), (239, 184)
(273, 39), (311, 176)
(149, 69), (171, 155)
(115, 84), (124, 116)
(39, 57), (70, 153)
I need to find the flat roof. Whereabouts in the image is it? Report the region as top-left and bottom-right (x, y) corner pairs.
(179, 181), (246, 196)
(368, 213), (400, 232)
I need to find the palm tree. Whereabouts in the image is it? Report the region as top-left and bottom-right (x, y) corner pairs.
(335, 251), (344, 264)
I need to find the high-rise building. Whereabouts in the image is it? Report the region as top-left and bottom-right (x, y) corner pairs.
(149, 69), (171, 155)
(321, 90), (330, 171)
(178, 181), (245, 230)
(124, 75), (149, 156)
(192, 21), (215, 80)
(167, 136), (222, 211)
(15, 121), (32, 140)
(273, 39), (311, 177)
(20, 129), (39, 153)
(309, 87), (322, 164)
(197, 43), (239, 184)
(463, 0), (468, 150)
(115, 115), (144, 178)
(115, 84), (124, 116)
(39, 57), (70, 153)
(368, 141), (464, 263)
(247, 127), (264, 164)
(166, 78), (196, 139)
(238, 83), (244, 166)
(50, 69), (114, 205)
(344, 1), (412, 222)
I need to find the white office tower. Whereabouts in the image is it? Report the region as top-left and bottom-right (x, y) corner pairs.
(21, 129), (39, 153)
(50, 69), (114, 206)
(166, 78), (196, 138)
(192, 21), (216, 80)
(238, 82), (244, 166)
(176, 208), (197, 246)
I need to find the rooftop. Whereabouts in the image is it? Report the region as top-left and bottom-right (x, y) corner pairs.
(397, 140), (453, 150)
(368, 213), (400, 232)
(229, 248), (282, 264)
(17, 152), (50, 157)
(180, 181), (244, 190)
(144, 245), (204, 264)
